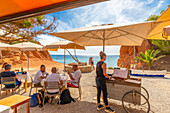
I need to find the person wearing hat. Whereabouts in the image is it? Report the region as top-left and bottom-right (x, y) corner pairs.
(0, 64), (22, 90)
(67, 64), (81, 88)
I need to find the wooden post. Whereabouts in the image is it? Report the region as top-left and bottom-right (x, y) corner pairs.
(27, 100), (30, 113)
(14, 107), (17, 113)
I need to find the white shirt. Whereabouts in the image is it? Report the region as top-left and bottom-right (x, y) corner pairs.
(70, 70), (81, 86)
(34, 70), (48, 84)
(46, 73), (61, 93)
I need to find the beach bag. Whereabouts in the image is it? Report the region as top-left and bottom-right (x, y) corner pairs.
(37, 89), (49, 108)
(30, 93), (38, 107)
(59, 89), (75, 104)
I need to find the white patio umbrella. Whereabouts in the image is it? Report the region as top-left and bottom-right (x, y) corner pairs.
(49, 21), (158, 52)
(46, 41), (85, 73)
(49, 21), (159, 68)
(11, 42), (44, 71)
(0, 42), (12, 50)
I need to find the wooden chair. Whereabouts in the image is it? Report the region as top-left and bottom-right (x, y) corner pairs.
(29, 74), (43, 96)
(43, 81), (61, 107)
(1, 77), (17, 95)
(68, 75), (82, 100)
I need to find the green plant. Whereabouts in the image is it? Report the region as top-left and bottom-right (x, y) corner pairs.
(136, 49), (165, 70)
(151, 40), (170, 54)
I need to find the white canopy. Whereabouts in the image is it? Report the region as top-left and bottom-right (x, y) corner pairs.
(46, 41), (85, 50)
(49, 21), (157, 51)
(0, 42), (12, 50)
(11, 42), (44, 71)
(11, 42), (44, 51)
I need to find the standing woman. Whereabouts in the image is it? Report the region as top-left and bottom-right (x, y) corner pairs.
(96, 53), (115, 113)
(89, 57), (95, 70)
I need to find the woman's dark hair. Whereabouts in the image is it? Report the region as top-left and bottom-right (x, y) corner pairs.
(100, 51), (103, 57)
(100, 53), (106, 59)
(89, 57), (93, 59)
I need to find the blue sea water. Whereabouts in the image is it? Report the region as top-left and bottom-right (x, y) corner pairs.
(51, 55), (119, 68)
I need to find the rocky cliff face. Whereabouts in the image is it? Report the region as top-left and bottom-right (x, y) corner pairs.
(117, 40), (151, 69)
(1, 50), (53, 65)
(117, 40), (170, 71)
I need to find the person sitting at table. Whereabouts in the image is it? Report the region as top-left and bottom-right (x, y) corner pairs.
(44, 67), (63, 104)
(46, 67), (63, 94)
(34, 65), (49, 87)
(67, 64), (81, 88)
(0, 64), (22, 91)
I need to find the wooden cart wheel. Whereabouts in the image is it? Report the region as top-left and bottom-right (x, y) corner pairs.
(141, 87), (149, 105)
(122, 90), (150, 113)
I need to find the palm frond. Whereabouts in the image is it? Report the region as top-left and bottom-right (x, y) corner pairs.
(152, 49), (160, 58)
(140, 52), (146, 59)
(152, 55), (166, 64)
(136, 57), (145, 62)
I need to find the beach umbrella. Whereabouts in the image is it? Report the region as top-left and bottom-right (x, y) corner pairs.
(147, 7), (170, 40)
(49, 21), (157, 52)
(49, 21), (159, 69)
(0, 0), (108, 24)
(11, 42), (44, 71)
(46, 41), (85, 73)
(0, 42), (12, 50)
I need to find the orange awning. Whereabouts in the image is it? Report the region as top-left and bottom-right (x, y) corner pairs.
(0, 0), (108, 24)
(147, 7), (170, 40)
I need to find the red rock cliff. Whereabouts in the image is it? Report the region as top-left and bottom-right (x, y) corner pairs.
(117, 40), (151, 69)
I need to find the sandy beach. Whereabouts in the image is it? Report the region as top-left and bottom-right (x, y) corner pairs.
(1, 68), (169, 113)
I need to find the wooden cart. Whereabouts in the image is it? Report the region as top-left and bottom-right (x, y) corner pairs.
(106, 69), (150, 113)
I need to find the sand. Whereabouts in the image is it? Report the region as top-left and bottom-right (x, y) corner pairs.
(9, 59), (64, 71)
(0, 69), (170, 113)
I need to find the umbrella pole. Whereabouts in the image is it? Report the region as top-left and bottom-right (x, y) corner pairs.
(28, 51), (29, 72)
(64, 49), (66, 75)
(133, 46), (135, 69)
(103, 39), (105, 52)
(103, 30), (106, 52)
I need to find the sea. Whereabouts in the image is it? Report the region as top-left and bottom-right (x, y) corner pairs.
(51, 55), (119, 68)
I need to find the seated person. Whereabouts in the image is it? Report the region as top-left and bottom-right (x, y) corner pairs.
(34, 65), (49, 87)
(0, 64), (22, 90)
(67, 64), (82, 88)
(45, 67), (63, 94)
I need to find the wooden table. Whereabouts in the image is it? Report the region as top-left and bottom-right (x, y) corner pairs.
(0, 95), (31, 113)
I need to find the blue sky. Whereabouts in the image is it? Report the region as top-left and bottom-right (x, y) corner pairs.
(37, 0), (170, 55)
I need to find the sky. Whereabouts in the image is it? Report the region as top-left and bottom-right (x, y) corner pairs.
(37, 0), (170, 56)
